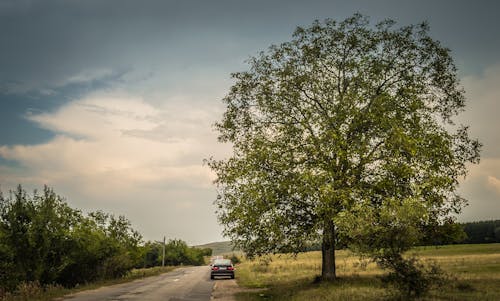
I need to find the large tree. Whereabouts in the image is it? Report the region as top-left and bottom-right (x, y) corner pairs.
(209, 14), (480, 281)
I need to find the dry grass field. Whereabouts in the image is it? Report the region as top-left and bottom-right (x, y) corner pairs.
(234, 244), (500, 300)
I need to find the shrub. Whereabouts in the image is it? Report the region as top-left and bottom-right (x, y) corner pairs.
(378, 254), (445, 299)
(228, 253), (241, 264)
(0, 185), (143, 291)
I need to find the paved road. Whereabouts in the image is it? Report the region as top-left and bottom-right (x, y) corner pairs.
(61, 266), (214, 301)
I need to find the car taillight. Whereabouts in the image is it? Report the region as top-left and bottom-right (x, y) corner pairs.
(227, 266), (234, 271)
(212, 266), (219, 271)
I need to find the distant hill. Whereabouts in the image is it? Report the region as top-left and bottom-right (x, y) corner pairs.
(195, 241), (239, 255)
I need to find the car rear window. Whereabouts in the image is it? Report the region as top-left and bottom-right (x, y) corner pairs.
(213, 259), (232, 266)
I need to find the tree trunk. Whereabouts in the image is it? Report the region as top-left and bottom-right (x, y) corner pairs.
(321, 219), (336, 281)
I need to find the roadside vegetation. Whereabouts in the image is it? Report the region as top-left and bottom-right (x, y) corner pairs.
(0, 185), (211, 300)
(234, 244), (500, 300)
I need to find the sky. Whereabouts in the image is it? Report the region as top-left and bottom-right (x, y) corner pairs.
(0, 0), (499, 245)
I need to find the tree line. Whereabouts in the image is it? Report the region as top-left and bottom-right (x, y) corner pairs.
(298, 219), (500, 252)
(0, 185), (211, 294)
(142, 239), (211, 268)
(460, 220), (500, 244)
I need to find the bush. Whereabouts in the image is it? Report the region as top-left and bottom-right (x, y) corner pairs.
(228, 253), (241, 265)
(0, 185), (143, 291)
(378, 254), (445, 299)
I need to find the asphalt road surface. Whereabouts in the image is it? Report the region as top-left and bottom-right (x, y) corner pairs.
(60, 266), (214, 301)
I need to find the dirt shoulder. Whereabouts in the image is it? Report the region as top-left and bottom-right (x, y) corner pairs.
(211, 279), (265, 301)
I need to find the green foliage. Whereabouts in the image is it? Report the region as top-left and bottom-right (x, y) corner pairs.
(0, 185), (143, 292)
(461, 220), (500, 244)
(378, 255), (445, 299)
(0, 186), (82, 289)
(141, 241), (164, 268)
(419, 218), (467, 246)
(228, 253), (241, 265)
(191, 246), (213, 264)
(163, 239), (211, 266)
(164, 239), (189, 265)
(0, 185), (211, 298)
(140, 239), (212, 268)
(209, 13), (480, 282)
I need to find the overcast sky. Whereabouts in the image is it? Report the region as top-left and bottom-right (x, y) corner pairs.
(1, 0), (499, 245)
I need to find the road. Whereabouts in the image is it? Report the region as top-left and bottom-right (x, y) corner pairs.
(60, 266), (214, 301)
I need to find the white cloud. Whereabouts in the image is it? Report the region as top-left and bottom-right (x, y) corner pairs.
(487, 176), (500, 195)
(0, 92), (230, 244)
(26, 94), (160, 139)
(458, 158), (500, 222)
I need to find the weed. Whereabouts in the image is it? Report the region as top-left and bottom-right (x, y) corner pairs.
(378, 255), (445, 298)
(456, 282), (476, 292)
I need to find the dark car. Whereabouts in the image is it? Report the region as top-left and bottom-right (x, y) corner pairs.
(210, 259), (235, 279)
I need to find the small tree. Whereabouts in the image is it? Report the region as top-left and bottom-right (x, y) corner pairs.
(209, 14), (480, 281)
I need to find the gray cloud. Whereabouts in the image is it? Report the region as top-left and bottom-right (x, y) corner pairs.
(2, 0), (500, 95)
(461, 64), (500, 158)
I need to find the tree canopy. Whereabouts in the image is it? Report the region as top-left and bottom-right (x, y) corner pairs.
(209, 14), (480, 281)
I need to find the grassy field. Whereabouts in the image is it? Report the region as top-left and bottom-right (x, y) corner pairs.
(234, 244), (500, 300)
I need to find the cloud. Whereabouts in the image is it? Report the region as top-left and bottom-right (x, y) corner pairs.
(26, 94), (159, 138)
(57, 69), (116, 87)
(487, 176), (500, 195)
(461, 63), (500, 158)
(2, 93), (226, 186)
(452, 62), (500, 222)
(0, 92), (230, 243)
(457, 158), (500, 222)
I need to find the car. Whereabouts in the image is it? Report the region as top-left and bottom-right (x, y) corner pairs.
(210, 259), (235, 279)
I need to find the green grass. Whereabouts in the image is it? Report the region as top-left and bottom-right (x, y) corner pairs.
(234, 244), (500, 300)
(413, 243), (500, 256)
(1, 266), (177, 301)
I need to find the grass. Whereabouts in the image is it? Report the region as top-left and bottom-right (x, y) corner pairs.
(234, 244), (500, 300)
(1, 266), (177, 301)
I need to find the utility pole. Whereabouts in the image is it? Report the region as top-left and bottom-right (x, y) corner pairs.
(162, 236), (166, 267)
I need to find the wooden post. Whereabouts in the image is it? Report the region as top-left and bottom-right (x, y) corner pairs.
(162, 236), (166, 267)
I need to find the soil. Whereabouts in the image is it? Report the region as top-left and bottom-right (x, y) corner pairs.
(211, 279), (265, 301)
